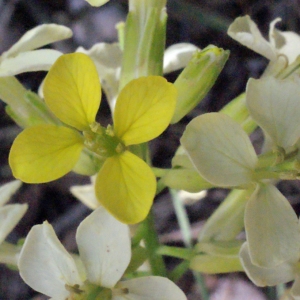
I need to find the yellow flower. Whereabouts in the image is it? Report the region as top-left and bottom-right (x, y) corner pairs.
(9, 53), (177, 224)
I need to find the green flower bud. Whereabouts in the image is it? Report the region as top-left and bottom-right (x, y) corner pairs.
(171, 45), (229, 124)
(190, 240), (243, 274)
(120, 0), (167, 88)
(1, 77), (58, 128)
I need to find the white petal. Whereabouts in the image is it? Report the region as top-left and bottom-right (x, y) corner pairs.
(245, 184), (300, 268)
(113, 276), (187, 300)
(246, 77), (300, 149)
(0, 204), (27, 244)
(269, 18), (300, 64)
(0, 49), (62, 76)
(268, 18), (283, 49)
(277, 31), (300, 64)
(180, 113), (257, 187)
(0, 180), (22, 207)
(240, 242), (296, 287)
(291, 275), (300, 299)
(85, 0), (109, 7)
(2, 24), (72, 59)
(76, 207), (131, 288)
(77, 43), (122, 70)
(163, 43), (199, 74)
(70, 183), (100, 210)
(18, 222), (82, 299)
(228, 15), (277, 60)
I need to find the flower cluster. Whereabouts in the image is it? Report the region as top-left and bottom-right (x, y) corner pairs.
(4, 2), (300, 299)
(9, 53), (177, 224)
(181, 62), (300, 298)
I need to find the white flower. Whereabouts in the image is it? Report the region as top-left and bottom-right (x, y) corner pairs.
(0, 180), (27, 266)
(246, 76), (300, 150)
(163, 43), (199, 74)
(18, 207), (187, 300)
(228, 15), (300, 64)
(240, 242), (300, 299)
(0, 180), (27, 245)
(0, 24), (72, 77)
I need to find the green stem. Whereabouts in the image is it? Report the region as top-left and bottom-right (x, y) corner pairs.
(193, 272), (210, 300)
(267, 286), (277, 300)
(170, 189), (210, 300)
(170, 189), (192, 247)
(156, 178), (167, 195)
(131, 223), (147, 247)
(0, 242), (21, 267)
(198, 189), (251, 242)
(152, 167), (169, 178)
(276, 283), (286, 298)
(253, 169), (281, 181)
(142, 211), (167, 276)
(157, 245), (193, 260)
(120, 0), (166, 89)
(169, 260), (190, 282)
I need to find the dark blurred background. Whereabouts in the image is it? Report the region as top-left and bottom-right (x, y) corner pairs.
(1, 0), (300, 299)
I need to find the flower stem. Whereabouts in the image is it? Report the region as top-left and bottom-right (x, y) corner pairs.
(169, 260), (190, 282)
(170, 189), (210, 300)
(0, 242), (21, 267)
(142, 210), (167, 277)
(157, 245), (193, 260)
(119, 0), (166, 89)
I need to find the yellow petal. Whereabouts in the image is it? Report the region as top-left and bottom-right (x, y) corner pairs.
(95, 151), (156, 224)
(44, 53), (101, 131)
(9, 125), (84, 183)
(113, 76), (177, 145)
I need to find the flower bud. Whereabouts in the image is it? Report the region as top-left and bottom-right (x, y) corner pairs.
(171, 45), (229, 124)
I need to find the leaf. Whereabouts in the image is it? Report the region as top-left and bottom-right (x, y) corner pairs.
(95, 151), (156, 224)
(9, 125), (84, 183)
(113, 76), (177, 145)
(44, 53), (101, 130)
(180, 113), (257, 187)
